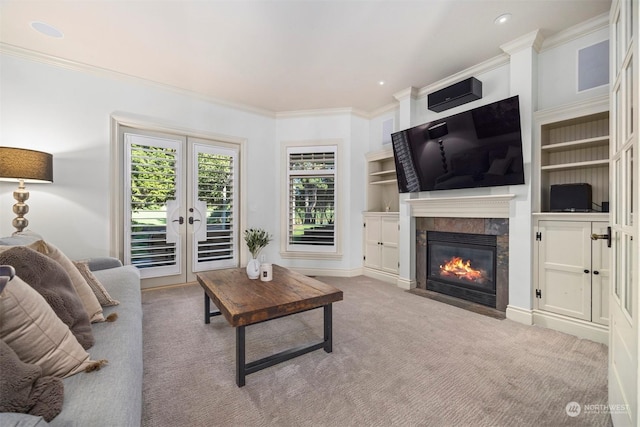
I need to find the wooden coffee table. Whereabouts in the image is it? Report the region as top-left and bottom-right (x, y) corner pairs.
(196, 265), (343, 387)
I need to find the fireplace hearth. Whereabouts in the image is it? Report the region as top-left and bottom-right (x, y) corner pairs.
(427, 231), (497, 308)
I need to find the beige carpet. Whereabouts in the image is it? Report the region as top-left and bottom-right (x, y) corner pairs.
(141, 275), (611, 427)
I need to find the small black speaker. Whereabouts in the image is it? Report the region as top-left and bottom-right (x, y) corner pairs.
(428, 77), (482, 112)
(550, 183), (592, 212)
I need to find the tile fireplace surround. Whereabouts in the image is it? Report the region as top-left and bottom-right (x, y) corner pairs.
(406, 195), (514, 312)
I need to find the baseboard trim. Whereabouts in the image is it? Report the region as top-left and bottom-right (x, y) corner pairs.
(506, 305), (533, 325)
(532, 310), (609, 345)
(288, 266), (362, 278)
(362, 267), (399, 285)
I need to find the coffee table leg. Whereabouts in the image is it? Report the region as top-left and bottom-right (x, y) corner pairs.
(204, 293), (211, 324)
(236, 326), (246, 387)
(324, 304), (333, 353)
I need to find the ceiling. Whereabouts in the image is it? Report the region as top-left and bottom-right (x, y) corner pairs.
(0, 1), (612, 114)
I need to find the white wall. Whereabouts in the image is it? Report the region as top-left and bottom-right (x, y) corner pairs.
(538, 27), (609, 110)
(0, 53), (369, 273)
(0, 54), (275, 260)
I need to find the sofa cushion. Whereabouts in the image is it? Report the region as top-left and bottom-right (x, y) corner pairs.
(0, 413), (50, 426)
(73, 261), (120, 307)
(50, 265), (142, 427)
(0, 247), (94, 349)
(0, 275), (100, 378)
(0, 339), (64, 422)
(29, 241), (105, 323)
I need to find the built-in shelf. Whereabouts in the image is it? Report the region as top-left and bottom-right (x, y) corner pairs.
(541, 159), (609, 171)
(534, 97), (610, 213)
(370, 169), (396, 177)
(370, 178), (397, 185)
(541, 136), (609, 153)
(366, 148), (399, 212)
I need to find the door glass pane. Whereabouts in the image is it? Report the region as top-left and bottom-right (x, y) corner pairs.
(198, 153), (234, 261)
(627, 147), (634, 226)
(624, 233), (633, 316)
(615, 85), (623, 151)
(615, 157), (622, 224)
(626, 59), (634, 138)
(127, 140), (179, 276)
(615, 230), (622, 299)
(195, 146), (237, 270)
(615, 10), (623, 72)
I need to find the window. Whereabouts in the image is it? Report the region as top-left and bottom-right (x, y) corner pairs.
(283, 144), (340, 258)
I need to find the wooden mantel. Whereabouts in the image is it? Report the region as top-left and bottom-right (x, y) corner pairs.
(405, 194), (515, 219)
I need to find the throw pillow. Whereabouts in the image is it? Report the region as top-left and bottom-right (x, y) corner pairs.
(73, 260), (120, 306)
(0, 275), (107, 378)
(0, 339), (64, 422)
(29, 240), (105, 323)
(0, 246), (95, 349)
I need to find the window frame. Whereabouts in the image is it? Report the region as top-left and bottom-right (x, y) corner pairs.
(280, 140), (342, 260)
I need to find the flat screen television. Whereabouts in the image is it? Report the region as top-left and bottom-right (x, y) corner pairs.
(391, 95), (525, 193)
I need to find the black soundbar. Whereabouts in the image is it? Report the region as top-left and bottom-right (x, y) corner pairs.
(428, 77), (482, 112)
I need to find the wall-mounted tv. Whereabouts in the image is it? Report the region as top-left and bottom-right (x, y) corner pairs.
(391, 95), (525, 193)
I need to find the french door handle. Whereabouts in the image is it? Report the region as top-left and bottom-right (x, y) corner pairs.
(188, 217), (201, 225)
(172, 216), (184, 225)
(590, 226), (612, 248)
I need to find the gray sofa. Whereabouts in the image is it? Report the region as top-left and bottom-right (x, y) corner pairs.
(0, 236), (143, 426)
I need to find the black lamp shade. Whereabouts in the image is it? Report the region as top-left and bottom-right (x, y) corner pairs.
(0, 147), (53, 183)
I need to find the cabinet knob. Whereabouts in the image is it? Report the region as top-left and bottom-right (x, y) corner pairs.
(593, 270), (600, 275)
(584, 269), (590, 274)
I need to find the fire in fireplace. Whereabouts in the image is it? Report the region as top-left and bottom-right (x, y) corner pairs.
(427, 231), (497, 308)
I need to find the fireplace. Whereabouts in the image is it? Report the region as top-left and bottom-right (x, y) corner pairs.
(427, 231), (498, 308)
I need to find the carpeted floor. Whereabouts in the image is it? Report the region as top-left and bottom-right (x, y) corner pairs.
(141, 275), (611, 427)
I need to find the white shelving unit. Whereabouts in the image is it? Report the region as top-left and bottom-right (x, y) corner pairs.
(365, 147), (399, 213)
(534, 96), (610, 212)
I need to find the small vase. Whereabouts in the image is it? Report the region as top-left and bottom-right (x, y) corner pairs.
(246, 258), (260, 279)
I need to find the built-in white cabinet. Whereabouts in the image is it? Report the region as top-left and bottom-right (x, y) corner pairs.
(363, 213), (399, 281)
(533, 214), (610, 344)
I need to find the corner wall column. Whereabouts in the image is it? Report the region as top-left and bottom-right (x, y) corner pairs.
(500, 31), (543, 315)
(393, 87), (419, 289)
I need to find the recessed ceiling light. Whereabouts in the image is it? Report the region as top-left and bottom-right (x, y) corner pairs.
(30, 21), (64, 38)
(494, 13), (512, 25)
(379, 81), (385, 86)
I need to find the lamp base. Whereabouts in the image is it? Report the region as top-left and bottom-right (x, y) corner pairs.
(11, 181), (29, 232)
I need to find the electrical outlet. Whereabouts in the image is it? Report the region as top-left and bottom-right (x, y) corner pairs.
(260, 254), (266, 262)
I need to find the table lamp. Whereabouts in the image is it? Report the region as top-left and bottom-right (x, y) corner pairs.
(0, 147), (53, 232)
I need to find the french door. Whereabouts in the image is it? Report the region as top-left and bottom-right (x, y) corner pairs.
(609, 1), (638, 425)
(122, 127), (239, 288)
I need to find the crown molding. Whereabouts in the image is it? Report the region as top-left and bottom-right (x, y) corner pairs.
(501, 30), (545, 55)
(368, 101), (399, 119)
(275, 107), (369, 119)
(393, 87), (419, 102)
(0, 43), (277, 119)
(540, 12), (609, 52)
(416, 54), (510, 98)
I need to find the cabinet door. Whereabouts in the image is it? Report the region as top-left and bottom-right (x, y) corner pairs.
(591, 221), (610, 326)
(364, 215), (382, 269)
(380, 216), (399, 274)
(538, 221), (592, 321)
